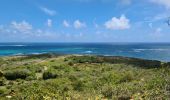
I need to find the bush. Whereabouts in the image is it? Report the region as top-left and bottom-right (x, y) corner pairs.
(0, 70), (3, 77)
(0, 87), (7, 94)
(70, 56), (103, 64)
(0, 77), (6, 86)
(64, 58), (68, 62)
(73, 80), (85, 91)
(43, 70), (58, 80)
(68, 61), (74, 66)
(0, 80), (4, 86)
(101, 86), (114, 98)
(145, 77), (166, 90)
(4, 69), (30, 80)
(119, 72), (134, 83)
(162, 62), (170, 67)
(101, 56), (161, 68)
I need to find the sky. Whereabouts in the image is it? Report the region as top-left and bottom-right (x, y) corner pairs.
(0, 0), (170, 42)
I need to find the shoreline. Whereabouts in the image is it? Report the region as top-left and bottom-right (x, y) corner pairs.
(1, 42), (170, 62)
(1, 53), (169, 68)
(0, 53), (167, 62)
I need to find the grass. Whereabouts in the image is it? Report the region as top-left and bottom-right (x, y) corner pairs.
(0, 54), (169, 99)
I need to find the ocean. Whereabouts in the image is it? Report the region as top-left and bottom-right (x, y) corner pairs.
(0, 43), (170, 61)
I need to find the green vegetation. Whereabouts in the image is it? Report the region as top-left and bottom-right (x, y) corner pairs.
(43, 70), (58, 80)
(0, 54), (169, 99)
(4, 69), (31, 80)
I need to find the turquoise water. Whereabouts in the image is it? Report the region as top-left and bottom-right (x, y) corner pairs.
(0, 43), (170, 61)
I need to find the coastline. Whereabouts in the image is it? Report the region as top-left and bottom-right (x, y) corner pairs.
(0, 52), (167, 62)
(1, 42), (170, 62)
(1, 53), (169, 68)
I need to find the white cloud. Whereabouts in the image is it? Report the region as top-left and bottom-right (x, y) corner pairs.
(0, 21), (66, 41)
(40, 7), (56, 16)
(151, 0), (170, 9)
(63, 20), (70, 27)
(47, 19), (52, 27)
(74, 20), (86, 29)
(11, 21), (32, 33)
(0, 21), (34, 39)
(104, 15), (130, 30)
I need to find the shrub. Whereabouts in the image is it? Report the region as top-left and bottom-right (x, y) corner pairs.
(4, 69), (30, 80)
(119, 72), (134, 83)
(0, 70), (3, 77)
(68, 75), (76, 81)
(70, 56), (103, 64)
(162, 62), (170, 67)
(64, 58), (68, 62)
(0, 77), (6, 86)
(73, 80), (85, 91)
(43, 70), (58, 80)
(26, 75), (37, 81)
(0, 87), (7, 94)
(102, 56), (161, 68)
(145, 76), (166, 90)
(0, 80), (4, 86)
(68, 61), (74, 66)
(101, 86), (114, 98)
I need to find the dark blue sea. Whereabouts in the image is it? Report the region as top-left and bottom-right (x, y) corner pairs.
(0, 43), (170, 61)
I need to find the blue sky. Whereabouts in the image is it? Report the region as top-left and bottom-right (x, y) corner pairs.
(0, 0), (170, 42)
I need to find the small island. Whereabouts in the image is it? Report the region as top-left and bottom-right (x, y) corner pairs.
(0, 53), (170, 99)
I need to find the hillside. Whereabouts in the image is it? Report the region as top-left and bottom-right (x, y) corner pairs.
(0, 54), (170, 100)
